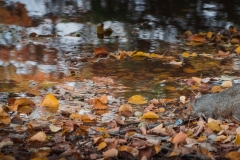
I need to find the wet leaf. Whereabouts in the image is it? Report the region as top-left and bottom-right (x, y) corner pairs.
(128, 95), (147, 105)
(206, 121), (221, 132)
(41, 93), (59, 108)
(103, 148), (118, 158)
(29, 131), (47, 142)
(141, 111), (159, 119)
(94, 47), (109, 57)
(187, 34), (206, 43)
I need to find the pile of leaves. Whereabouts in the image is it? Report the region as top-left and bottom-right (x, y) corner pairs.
(0, 73), (240, 160)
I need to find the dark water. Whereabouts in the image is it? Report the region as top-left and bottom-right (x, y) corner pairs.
(1, 0), (240, 98)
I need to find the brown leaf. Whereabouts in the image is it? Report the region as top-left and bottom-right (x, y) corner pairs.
(103, 148), (118, 158)
(187, 34), (206, 43)
(94, 47), (109, 57)
(93, 98), (108, 110)
(8, 98), (34, 111)
(29, 131), (47, 142)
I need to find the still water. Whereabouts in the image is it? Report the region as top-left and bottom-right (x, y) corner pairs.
(1, 0), (240, 98)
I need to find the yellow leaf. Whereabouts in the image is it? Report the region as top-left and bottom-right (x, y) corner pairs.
(183, 67), (199, 73)
(69, 113), (82, 120)
(97, 23), (104, 34)
(141, 111), (159, 119)
(198, 135), (207, 142)
(29, 131), (47, 142)
(206, 32), (213, 39)
(150, 53), (163, 59)
(182, 52), (190, 58)
(191, 52), (198, 57)
(225, 151), (240, 160)
(211, 86), (223, 93)
(119, 104), (133, 112)
(234, 134), (240, 145)
(132, 52), (150, 57)
(96, 127), (110, 138)
(235, 46), (240, 53)
(154, 145), (161, 154)
(97, 142), (107, 151)
(41, 93), (59, 108)
(206, 121), (221, 132)
(128, 95), (147, 105)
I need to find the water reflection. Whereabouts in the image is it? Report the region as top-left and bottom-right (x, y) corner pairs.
(1, 0), (240, 97)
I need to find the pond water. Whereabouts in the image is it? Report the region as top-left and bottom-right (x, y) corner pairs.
(1, 0), (240, 98)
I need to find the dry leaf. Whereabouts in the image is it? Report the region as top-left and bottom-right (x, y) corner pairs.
(171, 131), (187, 144)
(93, 98), (108, 110)
(141, 111), (159, 119)
(119, 104), (132, 112)
(206, 121), (221, 132)
(41, 93), (59, 108)
(158, 107), (165, 113)
(97, 142), (107, 151)
(221, 81), (232, 88)
(49, 125), (62, 132)
(128, 95), (147, 105)
(29, 131), (47, 142)
(103, 148), (118, 158)
(211, 86), (224, 93)
(179, 96), (186, 104)
(192, 77), (201, 84)
(225, 151), (240, 160)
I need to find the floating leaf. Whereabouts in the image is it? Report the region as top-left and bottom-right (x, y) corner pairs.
(206, 121), (221, 132)
(29, 131), (47, 142)
(128, 95), (147, 105)
(41, 93), (59, 108)
(141, 111), (159, 119)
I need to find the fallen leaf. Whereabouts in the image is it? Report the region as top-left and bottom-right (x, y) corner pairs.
(94, 47), (109, 57)
(234, 134), (240, 145)
(179, 96), (186, 104)
(29, 131), (47, 142)
(206, 31), (213, 39)
(171, 131), (187, 144)
(93, 98), (108, 110)
(235, 46), (240, 54)
(119, 104), (133, 112)
(49, 125), (62, 132)
(103, 148), (118, 158)
(192, 77), (201, 84)
(158, 107), (165, 113)
(206, 121), (221, 132)
(141, 111), (159, 119)
(211, 86), (223, 93)
(128, 95), (147, 105)
(187, 34), (206, 43)
(8, 98), (34, 111)
(221, 81), (232, 88)
(182, 52), (190, 58)
(225, 151), (240, 160)
(41, 93), (59, 108)
(97, 142), (107, 151)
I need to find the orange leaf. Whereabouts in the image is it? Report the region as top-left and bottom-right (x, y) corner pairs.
(119, 104), (133, 112)
(41, 93), (59, 108)
(94, 47), (109, 57)
(141, 111), (159, 119)
(225, 151), (240, 160)
(171, 131), (187, 144)
(69, 113), (82, 120)
(8, 98), (34, 111)
(234, 134), (240, 145)
(97, 142), (107, 151)
(93, 98), (108, 110)
(128, 95), (147, 105)
(187, 34), (206, 43)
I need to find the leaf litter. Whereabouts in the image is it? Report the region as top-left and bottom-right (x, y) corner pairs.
(2, 25), (240, 160)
